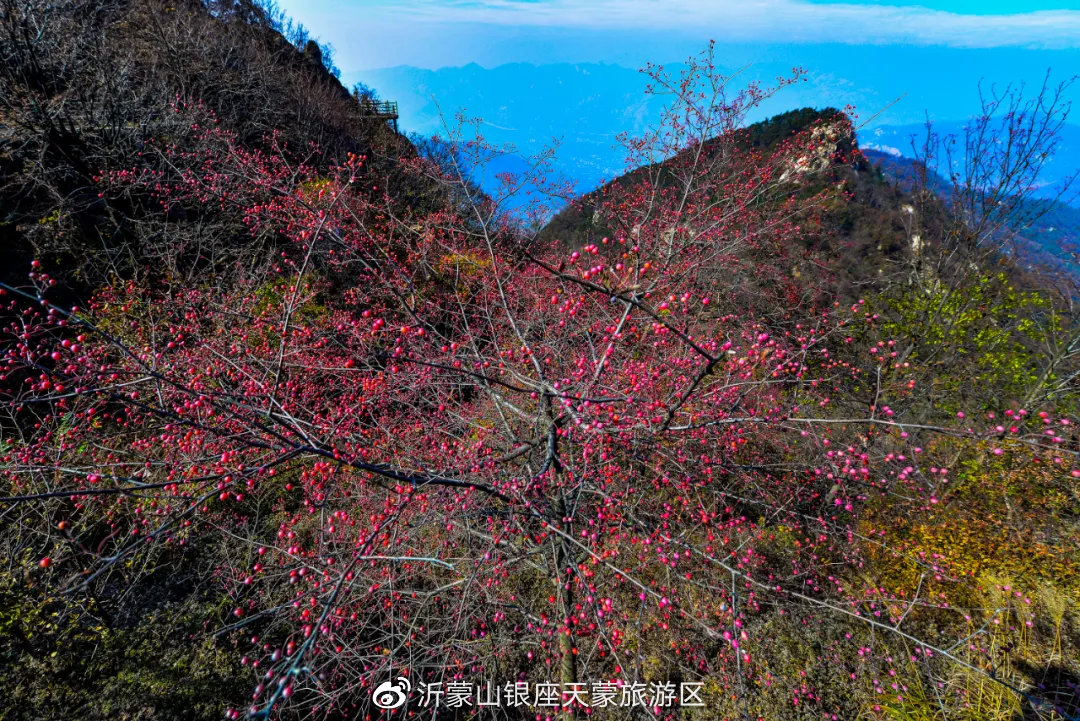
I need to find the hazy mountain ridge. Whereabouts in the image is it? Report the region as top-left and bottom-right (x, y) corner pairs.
(361, 61), (1080, 213)
(862, 122), (1080, 205)
(358, 62), (1079, 272)
(358, 62), (663, 191)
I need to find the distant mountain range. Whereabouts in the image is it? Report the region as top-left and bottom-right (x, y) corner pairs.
(355, 62), (1079, 270)
(356, 57), (1080, 205)
(360, 61), (886, 193)
(357, 62), (661, 193)
(862, 122), (1080, 205)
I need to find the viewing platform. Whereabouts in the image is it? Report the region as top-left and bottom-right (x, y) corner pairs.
(360, 100), (399, 132)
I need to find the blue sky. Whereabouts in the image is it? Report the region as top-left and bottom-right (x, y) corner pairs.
(277, 0), (1080, 70)
(805, 0), (1073, 12)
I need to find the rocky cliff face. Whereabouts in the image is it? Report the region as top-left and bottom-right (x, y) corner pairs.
(779, 119), (855, 182)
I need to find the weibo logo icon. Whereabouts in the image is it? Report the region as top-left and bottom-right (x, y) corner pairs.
(372, 676), (411, 709)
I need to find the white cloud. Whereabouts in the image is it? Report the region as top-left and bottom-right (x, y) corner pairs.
(368, 0), (1080, 49)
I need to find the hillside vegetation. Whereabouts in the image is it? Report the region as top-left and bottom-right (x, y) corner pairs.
(0, 0), (421, 290)
(1, 9), (1078, 721)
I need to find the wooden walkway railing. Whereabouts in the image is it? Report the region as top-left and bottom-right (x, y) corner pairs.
(360, 100), (399, 132)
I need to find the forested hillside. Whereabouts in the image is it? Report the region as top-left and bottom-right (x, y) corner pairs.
(861, 149), (1080, 274)
(0, 0), (421, 291)
(1, 7), (1078, 721)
